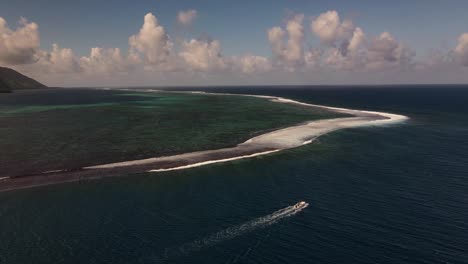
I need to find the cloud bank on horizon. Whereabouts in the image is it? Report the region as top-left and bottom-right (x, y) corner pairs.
(0, 10), (467, 86)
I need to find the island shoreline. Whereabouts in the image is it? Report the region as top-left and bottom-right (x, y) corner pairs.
(0, 90), (408, 193)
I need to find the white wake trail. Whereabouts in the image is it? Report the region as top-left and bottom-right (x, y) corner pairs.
(156, 201), (309, 261)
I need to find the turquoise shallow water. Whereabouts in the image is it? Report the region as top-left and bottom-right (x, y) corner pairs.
(0, 86), (467, 264)
(0, 88), (341, 177)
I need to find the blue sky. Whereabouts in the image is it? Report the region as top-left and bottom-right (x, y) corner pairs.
(1, 0), (468, 86)
(2, 0), (466, 57)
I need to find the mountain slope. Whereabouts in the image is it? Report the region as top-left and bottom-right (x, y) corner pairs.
(0, 67), (46, 92)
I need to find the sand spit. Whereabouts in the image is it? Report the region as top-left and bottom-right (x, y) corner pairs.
(0, 90), (408, 192)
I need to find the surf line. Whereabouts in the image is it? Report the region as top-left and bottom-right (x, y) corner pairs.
(153, 201), (309, 261)
(0, 89), (409, 193)
(149, 150), (280, 172)
(65, 91), (409, 176)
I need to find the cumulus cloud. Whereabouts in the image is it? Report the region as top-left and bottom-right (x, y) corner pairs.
(80, 47), (133, 74)
(368, 32), (400, 61)
(304, 48), (322, 68)
(4, 11), (468, 86)
(348, 27), (365, 53)
(179, 39), (227, 72)
(455, 33), (468, 66)
(35, 44), (80, 73)
(307, 10), (413, 72)
(19, 44), (137, 77)
(236, 55), (272, 73)
(324, 27), (366, 70)
(129, 13), (172, 65)
(366, 32), (413, 70)
(325, 31), (413, 71)
(311, 10), (354, 45)
(177, 10), (197, 26)
(268, 14), (305, 70)
(0, 17), (40, 65)
(285, 14), (305, 64)
(267, 27), (285, 59)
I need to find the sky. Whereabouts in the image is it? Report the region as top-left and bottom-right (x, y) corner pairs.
(1, 0), (468, 87)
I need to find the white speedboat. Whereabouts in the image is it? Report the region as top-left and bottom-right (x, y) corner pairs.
(293, 201), (308, 209)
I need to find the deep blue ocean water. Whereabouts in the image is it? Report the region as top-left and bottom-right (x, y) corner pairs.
(1, 86), (467, 264)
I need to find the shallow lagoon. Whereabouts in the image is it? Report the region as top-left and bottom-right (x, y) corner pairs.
(0, 88), (343, 177)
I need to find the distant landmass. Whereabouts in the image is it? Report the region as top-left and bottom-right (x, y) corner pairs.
(0, 66), (46, 93)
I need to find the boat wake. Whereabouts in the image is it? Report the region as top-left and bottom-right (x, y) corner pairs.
(153, 201), (308, 261)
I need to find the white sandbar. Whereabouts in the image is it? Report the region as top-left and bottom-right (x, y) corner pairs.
(87, 90), (408, 172)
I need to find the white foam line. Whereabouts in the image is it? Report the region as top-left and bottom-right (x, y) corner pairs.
(84, 88), (408, 174)
(43, 169), (66, 174)
(198, 91), (409, 125)
(0, 89), (410, 192)
(148, 149), (280, 172)
(113, 87), (409, 124)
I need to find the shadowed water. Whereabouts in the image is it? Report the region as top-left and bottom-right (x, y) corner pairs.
(146, 202), (309, 262)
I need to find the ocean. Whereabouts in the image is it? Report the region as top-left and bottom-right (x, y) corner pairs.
(0, 86), (467, 264)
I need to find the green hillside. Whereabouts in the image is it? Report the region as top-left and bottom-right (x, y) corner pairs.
(0, 67), (46, 92)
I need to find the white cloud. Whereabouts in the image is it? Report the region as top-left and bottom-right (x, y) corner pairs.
(455, 33), (468, 66)
(368, 32), (400, 61)
(309, 11), (413, 72)
(80, 47), (132, 74)
(268, 14), (305, 70)
(324, 47), (360, 70)
(36, 44), (80, 73)
(366, 32), (413, 70)
(179, 39), (227, 72)
(285, 14), (305, 64)
(324, 27), (366, 70)
(267, 26), (285, 58)
(304, 48), (322, 68)
(0, 17), (40, 65)
(311, 11), (354, 45)
(129, 13), (172, 65)
(236, 55), (272, 73)
(4, 11), (468, 86)
(348, 27), (365, 53)
(177, 10), (197, 26)
(18, 44), (136, 77)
